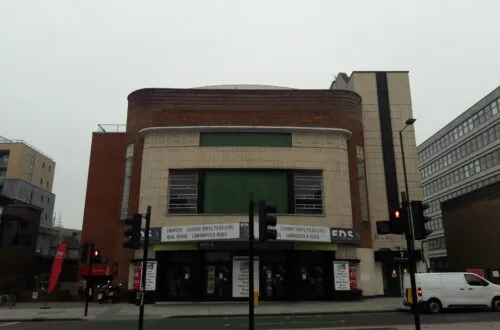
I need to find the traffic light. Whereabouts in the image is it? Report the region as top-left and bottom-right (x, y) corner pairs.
(377, 207), (409, 235)
(390, 207), (409, 234)
(411, 200), (433, 240)
(91, 249), (102, 263)
(123, 213), (142, 249)
(81, 242), (90, 263)
(258, 201), (278, 241)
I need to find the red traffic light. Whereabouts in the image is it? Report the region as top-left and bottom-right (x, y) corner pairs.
(93, 250), (100, 257)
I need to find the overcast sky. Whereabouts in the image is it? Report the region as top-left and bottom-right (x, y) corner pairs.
(1, 0), (499, 229)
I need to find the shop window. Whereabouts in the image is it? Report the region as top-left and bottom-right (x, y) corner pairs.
(167, 170), (198, 214)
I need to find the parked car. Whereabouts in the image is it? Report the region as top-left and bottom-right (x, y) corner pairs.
(403, 272), (500, 313)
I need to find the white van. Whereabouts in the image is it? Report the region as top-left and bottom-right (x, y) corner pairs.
(403, 272), (500, 313)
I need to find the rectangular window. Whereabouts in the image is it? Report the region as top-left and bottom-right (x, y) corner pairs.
(168, 170), (198, 214)
(294, 170), (323, 214)
(120, 156), (133, 219)
(203, 170), (288, 214)
(356, 147), (369, 222)
(200, 132), (292, 147)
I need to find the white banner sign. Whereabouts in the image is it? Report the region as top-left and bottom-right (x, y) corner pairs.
(333, 261), (350, 291)
(276, 224), (330, 242)
(132, 261), (157, 291)
(232, 256), (259, 298)
(161, 223), (240, 242)
(145, 261), (157, 291)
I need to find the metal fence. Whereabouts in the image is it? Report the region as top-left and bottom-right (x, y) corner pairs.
(96, 124), (126, 133)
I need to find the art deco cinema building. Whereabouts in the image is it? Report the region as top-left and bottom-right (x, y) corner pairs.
(82, 72), (425, 301)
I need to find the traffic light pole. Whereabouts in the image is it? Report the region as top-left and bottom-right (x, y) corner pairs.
(405, 227), (421, 330)
(138, 206), (151, 330)
(84, 242), (94, 317)
(248, 195), (255, 330)
(400, 129), (414, 239)
(400, 128), (421, 330)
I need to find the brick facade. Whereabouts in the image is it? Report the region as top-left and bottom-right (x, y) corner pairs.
(83, 87), (372, 286)
(125, 88), (370, 247)
(81, 132), (130, 284)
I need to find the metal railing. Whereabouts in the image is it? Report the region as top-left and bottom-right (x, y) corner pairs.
(0, 139), (54, 162)
(96, 124), (126, 133)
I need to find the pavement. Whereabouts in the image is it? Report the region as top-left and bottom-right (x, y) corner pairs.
(0, 298), (405, 321)
(1, 311), (500, 329)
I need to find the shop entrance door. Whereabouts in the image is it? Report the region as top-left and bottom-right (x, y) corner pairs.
(260, 264), (287, 300)
(203, 252), (232, 300)
(164, 264), (194, 300)
(292, 251), (329, 300)
(382, 262), (404, 297)
(293, 264), (327, 300)
(156, 251), (198, 301)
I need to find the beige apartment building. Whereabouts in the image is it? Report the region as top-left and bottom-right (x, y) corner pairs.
(84, 71), (424, 302)
(0, 137), (56, 227)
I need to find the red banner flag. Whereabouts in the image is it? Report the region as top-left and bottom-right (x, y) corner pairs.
(47, 242), (68, 294)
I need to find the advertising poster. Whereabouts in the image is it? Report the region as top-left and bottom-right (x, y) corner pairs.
(132, 261), (157, 291)
(349, 263), (358, 290)
(232, 256), (259, 298)
(333, 261), (350, 291)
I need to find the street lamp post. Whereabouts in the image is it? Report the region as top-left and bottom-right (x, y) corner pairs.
(399, 118), (421, 330)
(399, 117), (416, 233)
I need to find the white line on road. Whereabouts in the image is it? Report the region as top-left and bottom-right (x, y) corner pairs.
(445, 316), (473, 320)
(0, 323), (19, 327)
(288, 320), (342, 325)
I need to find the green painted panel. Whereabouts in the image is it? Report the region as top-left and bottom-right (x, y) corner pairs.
(200, 132), (292, 147)
(204, 170), (288, 214)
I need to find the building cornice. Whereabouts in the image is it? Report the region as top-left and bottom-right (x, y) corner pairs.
(138, 126), (352, 139)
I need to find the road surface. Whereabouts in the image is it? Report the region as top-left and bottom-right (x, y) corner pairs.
(2, 310), (500, 329)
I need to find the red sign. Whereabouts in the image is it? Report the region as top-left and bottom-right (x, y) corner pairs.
(47, 242), (68, 294)
(132, 263), (142, 290)
(349, 263), (358, 290)
(80, 264), (112, 276)
(467, 269), (485, 277)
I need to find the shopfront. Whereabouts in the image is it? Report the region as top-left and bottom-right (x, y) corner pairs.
(133, 223), (364, 302)
(374, 249), (423, 297)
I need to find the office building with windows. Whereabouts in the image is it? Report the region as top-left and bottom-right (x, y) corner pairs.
(417, 86), (500, 271)
(0, 137), (56, 227)
(82, 72), (425, 301)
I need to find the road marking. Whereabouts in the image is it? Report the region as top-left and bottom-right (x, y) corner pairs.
(234, 322), (285, 327)
(0, 323), (19, 327)
(288, 320), (341, 325)
(445, 316), (473, 320)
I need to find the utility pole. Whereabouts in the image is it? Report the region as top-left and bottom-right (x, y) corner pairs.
(248, 193), (255, 330)
(138, 206), (151, 330)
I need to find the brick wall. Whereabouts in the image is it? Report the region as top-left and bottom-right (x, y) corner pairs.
(81, 132), (130, 284)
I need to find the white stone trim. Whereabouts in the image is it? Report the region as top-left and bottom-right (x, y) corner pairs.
(139, 126), (352, 138)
